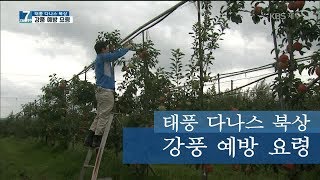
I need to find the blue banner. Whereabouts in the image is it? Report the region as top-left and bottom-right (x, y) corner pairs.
(123, 128), (320, 164)
(154, 111), (320, 133)
(31, 11), (70, 16)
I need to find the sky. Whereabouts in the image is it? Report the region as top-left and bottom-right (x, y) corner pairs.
(1, 1), (320, 118)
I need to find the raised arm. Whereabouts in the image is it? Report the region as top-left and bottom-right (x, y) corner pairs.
(98, 48), (130, 62)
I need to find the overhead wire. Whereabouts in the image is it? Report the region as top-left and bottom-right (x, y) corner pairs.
(209, 72), (276, 86)
(212, 72), (278, 97)
(213, 55), (313, 81)
(173, 55), (314, 90)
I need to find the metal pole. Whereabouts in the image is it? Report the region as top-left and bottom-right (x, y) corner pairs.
(269, 1), (284, 110)
(197, 0), (204, 109)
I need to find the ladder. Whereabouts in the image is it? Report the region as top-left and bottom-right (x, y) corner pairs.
(79, 113), (156, 180)
(79, 114), (114, 180)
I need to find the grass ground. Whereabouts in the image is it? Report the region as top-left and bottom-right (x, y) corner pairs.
(0, 137), (319, 180)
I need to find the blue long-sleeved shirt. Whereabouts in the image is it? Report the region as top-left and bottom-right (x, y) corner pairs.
(95, 48), (129, 90)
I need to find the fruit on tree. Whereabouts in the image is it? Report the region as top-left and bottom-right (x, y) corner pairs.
(298, 83), (307, 93)
(288, 2), (297, 11)
(59, 80), (66, 89)
(277, 62), (289, 70)
(294, 1), (305, 10)
(139, 50), (149, 59)
(254, 6), (262, 15)
(279, 54), (289, 63)
(293, 42), (303, 51)
(315, 66), (320, 77)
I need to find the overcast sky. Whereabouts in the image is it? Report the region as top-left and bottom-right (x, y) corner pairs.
(1, 1), (319, 118)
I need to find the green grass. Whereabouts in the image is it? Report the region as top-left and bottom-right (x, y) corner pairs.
(0, 137), (319, 180)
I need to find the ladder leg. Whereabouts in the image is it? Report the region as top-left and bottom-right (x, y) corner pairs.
(79, 148), (94, 180)
(91, 114), (114, 180)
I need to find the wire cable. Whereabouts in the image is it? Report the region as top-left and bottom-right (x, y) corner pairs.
(217, 55), (313, 78)
(208, 72), (276, 86)
(213, 72), (277, 97)
(213, 56), (313, 81)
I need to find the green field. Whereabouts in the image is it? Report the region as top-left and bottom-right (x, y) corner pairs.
(1, 137), (319, 180)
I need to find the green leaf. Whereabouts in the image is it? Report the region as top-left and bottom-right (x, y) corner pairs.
(306, 42), (312, 47)
(298, 66), (304, 75)
(304, 8), (311, 11)
(271, 48), (275, 54)
(299, 51), (305, 56)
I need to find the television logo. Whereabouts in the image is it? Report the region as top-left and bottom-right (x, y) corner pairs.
(267, 7), (320, 21)
(19, 11), (73, 23)
(19, 11), (32, 23)
(269, 12), (298, 21)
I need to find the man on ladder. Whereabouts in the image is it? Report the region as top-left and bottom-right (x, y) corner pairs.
(84, 40), (133, 148)
(79, 40), (133, 180)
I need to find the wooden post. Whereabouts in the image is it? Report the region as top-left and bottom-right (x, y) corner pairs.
(231, 80), (233, 91)
(217, 73), (221, 94)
